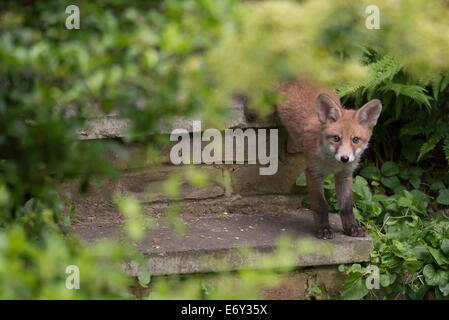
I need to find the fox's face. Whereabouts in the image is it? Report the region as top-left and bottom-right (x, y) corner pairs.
(316, 95), (382, 163)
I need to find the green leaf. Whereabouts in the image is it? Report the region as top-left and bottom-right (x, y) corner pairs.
(378, 81), (432, 109)
(423, 264), (449, 286)
(381, 176), (401, 189)
(381, 161), (400, 177)
(409, 176), (421, 189)
(439, 283), (449, 297)
(399, 168), (411, 180)
(407, 284), (429, 300)
(380, 272), (396, 287)
(430, 181), (446, 191)
(441, 239), (449, 256)
(432, 76), (442, 100)
(437, 189), (449, 205)
(340, 273), (369, 300)
(351, 264), (363, 273)
(394, 185), (406, 195)
(397, 197), (413, 208)
(441, 74), (449, 92)
(310, 284), (322, 294)
(138, 269), (151, 288)
(360, 166), (381, 180)
(296, 172), (307, 187)
(410, 167), (423, 177)
(436, 287), (449, 300)
(353, 176), (372, 201)
(428, 247), (449, 266)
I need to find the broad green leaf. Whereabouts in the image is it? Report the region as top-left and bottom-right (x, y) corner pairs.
(353, 176), (372, 201)
(340, 273), (369, 300)
(439, 283), (449, 297)
(410, 167), (423, 177)
(437, 189), (449, 205)
(436, 287), (449, 300)
(430, 181), (446, 191)
(360, 166), (381, 180)
(428, 247), (449, 266)
(423, 264), (449, 286)
(398, 197), (413, 208)
(310, 284), (322, 294)
(138, 270), (151, 288)
(381, 161), (400, 177)
(399, 168), (411, 180)
(381, 176), (401, 189)
(409, 176), (421, 189)
(394, 185), (406, 195)
(380, 272), (396, 287)
(351, 264), (363, 273)
(441, 239), (449, 256)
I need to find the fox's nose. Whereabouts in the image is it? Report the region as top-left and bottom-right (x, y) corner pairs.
(340, 156), (349, 163)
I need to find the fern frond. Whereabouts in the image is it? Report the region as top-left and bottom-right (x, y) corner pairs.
(378, 81), (432, 109)
(400, 123), (426, 137)
(443, 137), (449, 167)
(337, 55), (402, 96)
(418, 133), (444, 161)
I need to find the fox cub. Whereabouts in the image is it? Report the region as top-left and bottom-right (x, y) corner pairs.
(277, 80), (382, 239)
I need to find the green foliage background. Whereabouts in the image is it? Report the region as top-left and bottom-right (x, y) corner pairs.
(1, 0), (449, 299)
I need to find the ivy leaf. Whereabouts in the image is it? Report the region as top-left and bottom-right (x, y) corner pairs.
(423, 264), (449, 286)
(436, 287), (449, 300)
(340, 272), (369, 300)
(410, 167), (423, 177)
(380, 272), (396, 287)
(360, 166), (381, 180)
(351, 264), (363, 273)
(441, 239), (449, 256)
(394, 185), (406, 195)
(310, 284), (322, 294)
(409, 176), (421, 189)
(353, 176), (372, 201)
(381, 176), (401, 189)
(428, 247), (449, 266)
(296, 172), (307, 187)
(137, 269), (151, 288)
(430, 181), (446, 191)
(439, 283), (449, 297)
(437, 189), (449, 205)
(381, 161), (400, 177)
(399, 168), (411, 180)
(397, 197), (413, 208)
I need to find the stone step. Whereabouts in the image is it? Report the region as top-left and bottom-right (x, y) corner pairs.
(73, 201), (373, 276)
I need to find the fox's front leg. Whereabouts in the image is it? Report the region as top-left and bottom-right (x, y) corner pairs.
(335, 172), (366, 237)
(306, 168), (334, 239)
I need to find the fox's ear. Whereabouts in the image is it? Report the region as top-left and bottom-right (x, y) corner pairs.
(356, 99), (382, 127)
(316, 94), (342, 124)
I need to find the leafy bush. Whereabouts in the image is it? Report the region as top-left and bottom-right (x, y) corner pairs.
(298, 164), (449, 300)
(330, 42), (449, 300)
(2, 0), (449, 298)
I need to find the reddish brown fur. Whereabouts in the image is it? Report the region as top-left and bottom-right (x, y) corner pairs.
(277, 79), (381, 238)
(278, 80), (373, 165)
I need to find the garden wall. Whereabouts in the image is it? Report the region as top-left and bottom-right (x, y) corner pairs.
(64, 102), (309, 207)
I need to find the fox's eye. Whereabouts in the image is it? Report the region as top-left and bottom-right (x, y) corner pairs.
(352, 137), (360, 144)
(333, 136), (340, 142)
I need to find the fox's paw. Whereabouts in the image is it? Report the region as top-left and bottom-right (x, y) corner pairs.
(317, 226), (335, 239)
(343, 225), (366, 237)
